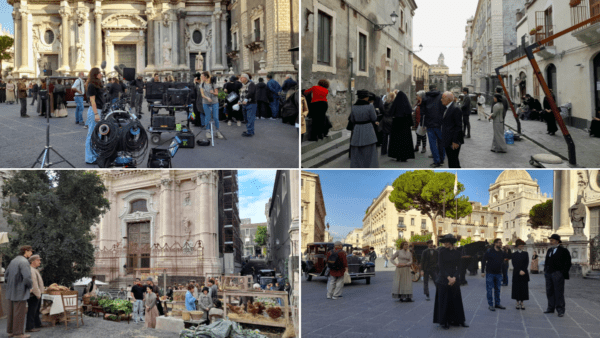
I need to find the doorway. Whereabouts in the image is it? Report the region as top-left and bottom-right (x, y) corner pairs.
(114, 44), (137, 69)
(126, 221), (150, 274)
(594, 53), (600, 118)
(546, 64), (557, 94)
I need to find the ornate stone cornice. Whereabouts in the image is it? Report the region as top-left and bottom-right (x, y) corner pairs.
(94, 8), (104, 17)
(58, 7), (72, 19)
(145, 8), (157, 21)
(102, 13), (148, 30)
(250, 5), (264, 20)
(76, 8), (89, 26)
(230, 22), (239, 32)
(177, 9), (187, 20)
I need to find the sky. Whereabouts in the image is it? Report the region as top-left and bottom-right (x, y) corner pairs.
(0, 2), (12, 35)
(413, 0), (479, 74)
(305, 170), (554, 242)
(238, 170), (276, 224)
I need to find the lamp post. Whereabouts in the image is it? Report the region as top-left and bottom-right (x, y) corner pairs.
(413, 44), (423, 53)
(374, 11), (399, 31)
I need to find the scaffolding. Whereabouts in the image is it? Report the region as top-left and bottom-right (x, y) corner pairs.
(220, 170), (242, 268)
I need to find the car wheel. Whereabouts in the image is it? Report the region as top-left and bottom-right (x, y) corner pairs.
(305, 272), (312, 281)
(366, 277), (371, 285)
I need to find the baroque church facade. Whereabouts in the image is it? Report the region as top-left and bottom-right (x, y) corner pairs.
(9, 0), (232, 80)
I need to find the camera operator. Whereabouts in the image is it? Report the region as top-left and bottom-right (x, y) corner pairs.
(108, 78), (122, 105)
(130, 74), (144, 117)
(192, 73), (205, 128)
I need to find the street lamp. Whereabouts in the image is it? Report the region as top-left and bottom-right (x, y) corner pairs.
(374, 11), (399, 31)
(413, 43), (423, 53)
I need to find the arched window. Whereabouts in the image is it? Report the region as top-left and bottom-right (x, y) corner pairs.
(130, 199), (148, 213)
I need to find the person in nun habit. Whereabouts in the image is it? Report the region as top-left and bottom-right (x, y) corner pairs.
(434, 234), (468, 330)
(387, 91), (415, 162)
(348, 90), (379, 168)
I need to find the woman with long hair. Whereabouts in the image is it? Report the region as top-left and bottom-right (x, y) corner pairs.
(305, 79), (330, 141)
(200, 71), (223, 139)
(387, 91), (415, 162)
(348, 90), (379, 168)
(85, 67), (104, 165)
(390, 241), (413, 302)
(489, 94), (507, 153)
(434, 234), (468, 330)
(511, 239), (530, 310)
(379, 92), (395, 156)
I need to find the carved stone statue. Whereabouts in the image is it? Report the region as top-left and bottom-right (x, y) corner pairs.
(182, 217), (192, 240)
(163, 37), (171, 66)
(577, 170), (588, 198)
(183, 192), (191, 206)
(570, 195), (586, 236)
(76, 40), (85, 65)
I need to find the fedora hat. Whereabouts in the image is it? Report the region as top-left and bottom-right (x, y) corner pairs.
(439, 234), (458, 244)
(548, 234), (562, 243)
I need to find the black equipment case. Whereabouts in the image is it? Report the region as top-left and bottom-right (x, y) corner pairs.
(176, 130), (195, 148)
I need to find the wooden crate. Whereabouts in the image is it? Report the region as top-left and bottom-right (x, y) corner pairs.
(222, 290), (290, 328)
(222, 275), (254, 291)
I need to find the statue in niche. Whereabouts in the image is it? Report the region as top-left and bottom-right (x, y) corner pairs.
(577, 171), (588, 198)
(182, 217), (192, 240)
(163, 37), (171, 66)
(569, 195), (586, 236)
(76, 40), (85, 65)
(183, 192), (191, 206)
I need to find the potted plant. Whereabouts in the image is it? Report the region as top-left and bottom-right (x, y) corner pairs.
(529, 29), (537, 36)
(570, 0), (582, 7)
(536, 25), (543, 31)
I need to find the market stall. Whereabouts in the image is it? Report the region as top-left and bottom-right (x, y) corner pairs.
(222, 290), (290, 328)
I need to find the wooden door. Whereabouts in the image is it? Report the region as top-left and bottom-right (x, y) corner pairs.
(127, 221), (150, 274)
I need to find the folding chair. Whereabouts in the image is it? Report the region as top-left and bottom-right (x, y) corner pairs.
(60, 291), (84, 329)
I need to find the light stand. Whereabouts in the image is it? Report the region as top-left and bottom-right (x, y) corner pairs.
(31, 80), (75, 168)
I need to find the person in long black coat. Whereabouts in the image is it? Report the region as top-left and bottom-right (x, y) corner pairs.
(434, 234), (468, 330)
(543, 91), (559, 136)
(387, 91), (415, 162)
(511, 239), (530, 310)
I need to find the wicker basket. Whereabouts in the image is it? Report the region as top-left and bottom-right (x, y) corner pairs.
(46, 290), (67, 296)
(182, 311), (191, 321)
(190, 311), (204, 321)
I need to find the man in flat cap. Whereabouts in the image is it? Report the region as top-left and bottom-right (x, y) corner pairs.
(544, 234), (571, 317)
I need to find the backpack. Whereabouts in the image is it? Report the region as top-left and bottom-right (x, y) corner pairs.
(327, 249), (343, 270)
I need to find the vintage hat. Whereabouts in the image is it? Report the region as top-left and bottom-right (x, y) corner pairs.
(515, 239), (526, 247)
(146, 277), (154, 282)
(439, 234), (458, 244)
(357, 90), (370, 99)
(548, 234), (562, 243)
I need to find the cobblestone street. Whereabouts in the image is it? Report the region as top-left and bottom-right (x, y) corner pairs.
(0, 99), (299, 168)
(301, 259), (600, 338)
(319, 108), (600, 169)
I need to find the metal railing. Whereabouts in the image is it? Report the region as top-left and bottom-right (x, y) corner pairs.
(506, 46), (525, 63)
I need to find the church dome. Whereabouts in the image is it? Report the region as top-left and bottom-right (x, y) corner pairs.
(495, 170), (533, 184)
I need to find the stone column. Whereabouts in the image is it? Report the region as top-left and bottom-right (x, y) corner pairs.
(59, 6), (72, 74)
(178, 10), (186, 66)
(19, 9), (33, 74)
(266, 0), (295, 73)
(240, 0), (250, 72)
(193, 171), (221, 274)
(159, 178), (172, 245)
(94, 8), (103, 67)
(12, 10), (20, 74)
(212, 4), (224, 71)
(557, 171), (574, 237)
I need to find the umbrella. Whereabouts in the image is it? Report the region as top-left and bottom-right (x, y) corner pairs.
(73, 277), (108, 286)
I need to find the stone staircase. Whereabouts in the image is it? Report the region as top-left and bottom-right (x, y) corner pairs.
(301, 130), (351, 168)
(583, 270), (600, 280)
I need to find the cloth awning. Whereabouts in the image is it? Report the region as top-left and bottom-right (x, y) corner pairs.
(0, 232), (9, 245)
(73, 277), (108, 286)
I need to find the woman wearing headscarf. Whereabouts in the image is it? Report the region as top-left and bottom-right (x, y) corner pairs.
(489, 94), (507, 153)
(379, 92), (395, 156)
(145, 286), (159, 328)
(434, 234), (468, 330)
(511, 239), (529, 310)
(348, 90), (379, 168)
(387, 91), (415, 162)
(543, 90), (558, 136)
(390, 241), (413, 302)
(530, 252), (539, 274)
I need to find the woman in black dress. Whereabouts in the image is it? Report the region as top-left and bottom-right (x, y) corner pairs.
(543, 90), (559, 135)
(387, 91), (415, 162)
(434, 234), (468, 330)
(511, 239), (530, 310)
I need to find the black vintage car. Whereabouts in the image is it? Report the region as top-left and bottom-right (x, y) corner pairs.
(302, 242), (376, 284)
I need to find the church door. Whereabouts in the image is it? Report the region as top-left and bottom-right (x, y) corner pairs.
(127, 221), (151, 275)
(114, 44), (137, 69)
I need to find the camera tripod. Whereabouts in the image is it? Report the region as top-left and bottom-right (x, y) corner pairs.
(31, 92), (75, 168)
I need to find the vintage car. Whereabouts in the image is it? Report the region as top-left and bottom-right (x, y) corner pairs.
(302, 242), (375, 284)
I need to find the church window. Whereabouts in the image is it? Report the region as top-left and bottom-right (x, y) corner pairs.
(317, 11), (332, 65)
(254, 18), (261, 41)
(193, 30), (202, 44)
(44, 30), (55, 45)
(130, 199), (147, 213)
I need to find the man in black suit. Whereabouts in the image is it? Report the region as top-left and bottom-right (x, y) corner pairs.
(460, 88), (471, 138)
(440, 92), (464, 168)
(544, 234), (572, 317)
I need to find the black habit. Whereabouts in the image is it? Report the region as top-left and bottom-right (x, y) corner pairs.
(511, 250), (530, 301)
(387, 91), (415, 161)
(543, 96), (559, 134)
(433, 247), (466, 326)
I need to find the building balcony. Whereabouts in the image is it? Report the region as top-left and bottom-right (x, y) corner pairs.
(573, 22), (600, 45)
(421, 225), (427, 230)
(244, 34), (263, 51)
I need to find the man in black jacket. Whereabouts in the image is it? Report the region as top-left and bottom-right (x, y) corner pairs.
(421, 85), (445, 167)
(31, 82), (39, 106)
(130, 75), (145, 117)
(482, 239), (506, 311)
(544, 234), (572, 317)
(460, 88), (471, 138)
(440, 92), (464, 168)
(420, 240), (438, 301)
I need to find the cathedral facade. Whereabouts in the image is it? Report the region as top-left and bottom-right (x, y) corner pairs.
(8, 0), (229, 80)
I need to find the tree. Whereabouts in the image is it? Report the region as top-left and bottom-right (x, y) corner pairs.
(408, 233), (432, 243)
(0, 36), (14, 76)
(394, 238), (407, 249)
(254, 225), (268, 247)
(529, 199), (553, 229)
(459, 236), (474, 247)
(1, 171), (110, 286)
(389, 171), (473, 243)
